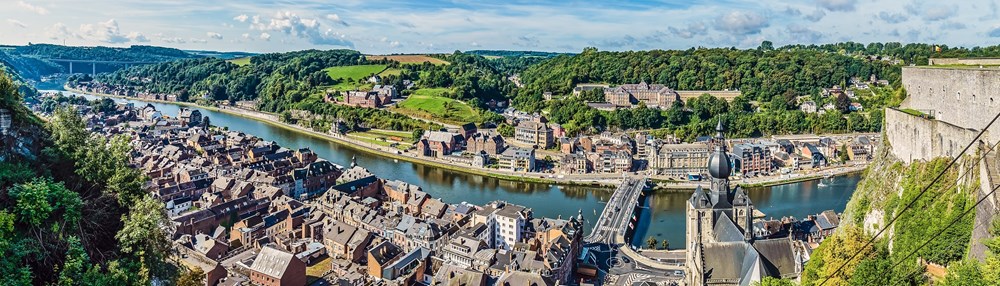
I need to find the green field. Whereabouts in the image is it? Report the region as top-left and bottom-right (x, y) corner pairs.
(324, 64), (387, 81)
(379, 68), (403, 77)
(366, 55), (450, 65)
(227, 57), (251, 66)
(347, 130), (414, 149)
(391, 88), (481, 124)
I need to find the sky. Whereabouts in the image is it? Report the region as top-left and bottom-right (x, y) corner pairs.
(1, 0), (998, 54)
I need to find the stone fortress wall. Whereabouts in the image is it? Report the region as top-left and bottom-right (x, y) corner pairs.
(884, 108), (979, 163)
(928, 58), (1000, 66)
(889, 67), (1000, 162)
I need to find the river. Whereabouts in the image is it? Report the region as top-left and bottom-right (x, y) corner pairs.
(55, 89), (862, 248)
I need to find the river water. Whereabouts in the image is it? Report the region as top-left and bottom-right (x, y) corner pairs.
(57, 90), (862, 248)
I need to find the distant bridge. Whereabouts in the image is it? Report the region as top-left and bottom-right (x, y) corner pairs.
(43, 58), (160, 75)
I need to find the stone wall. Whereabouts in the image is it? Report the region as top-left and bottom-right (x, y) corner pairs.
(884, 108), (980, 163)
(928, 58), (1000, 66)
(901, 67), (1000, 145)
(676, 90), (742, 102)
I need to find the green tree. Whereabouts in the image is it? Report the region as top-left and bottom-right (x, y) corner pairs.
(177, 267), (207, 286)
(646, 236), (657, 249)
(58, 236), (90, 286)
(753, 277), (794, 286)
(49, 107), (88, 158)
(116, 195), (175, 282)
(412, 128), (425, 140)
(660, 239), (669, 250)
(497, 123), (515, 138)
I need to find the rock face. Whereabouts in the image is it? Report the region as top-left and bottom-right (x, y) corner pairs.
(0, 107), (42, 162)
(0, 108), (10, 136)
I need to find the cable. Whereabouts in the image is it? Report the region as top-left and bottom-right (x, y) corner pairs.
(889, 182), (1000, 283)
(818, 110), (1000, 286)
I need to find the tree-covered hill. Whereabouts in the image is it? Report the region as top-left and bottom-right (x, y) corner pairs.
(0, 43), (205, 80)
(1, 71), (188, 285)
(513, 46), (901, 111)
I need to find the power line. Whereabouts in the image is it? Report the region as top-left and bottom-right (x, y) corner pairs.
(818, 110), (1000, 286)
(890, 182), (1000, 283)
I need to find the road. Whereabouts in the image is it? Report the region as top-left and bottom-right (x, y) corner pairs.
(583, 177), (687, 285)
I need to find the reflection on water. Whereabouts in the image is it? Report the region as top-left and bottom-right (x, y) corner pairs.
(633, 173), (862, 247)
(59, 90), (861, 248)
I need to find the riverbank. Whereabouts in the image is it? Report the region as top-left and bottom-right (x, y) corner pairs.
(650, 164), (869, 193)
(63, 87), (624, 187)
(61, 87), (869, 190)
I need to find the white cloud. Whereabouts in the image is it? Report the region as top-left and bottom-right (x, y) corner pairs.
(242, 33), (251, 39)
(190, 38), (208, 44)
(325, 14), (349, 26)
(45, 23), (77, 40)
(877, 12), (908, 23)
(815, 0), (856, 12)
(161, 37), (187, 44)
(669, 22), (708, 39)
(7, 19), (27, 29)
(804, 9), (826, 22)
(389, 40), (401, 48)
(922, 5), (957, 21)
(234, 14), (249, 22)
(78, 19), (130, 44)
(470, 41), (481, 47)
(207, 32), (223, 40)
(17, 1), (48, 15)
(250, 11), (353, 47)
(786, 24), (823, 42)
(259, 32), (271, 41)
(126, 32), (149, 42)
(714, 11), (769, 35)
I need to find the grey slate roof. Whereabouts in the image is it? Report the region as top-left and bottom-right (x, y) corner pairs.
(249, 246), (295, 279)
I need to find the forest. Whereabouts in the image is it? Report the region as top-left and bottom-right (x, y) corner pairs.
(65, 42), (1000, 139)
(1, 72), (203, 285)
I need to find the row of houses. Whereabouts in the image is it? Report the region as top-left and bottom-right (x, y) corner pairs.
(553, 130), (878, 179)
(57, 98), (584, 286)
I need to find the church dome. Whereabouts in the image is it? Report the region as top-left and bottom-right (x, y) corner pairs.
(708, 150), (731, 179)
(708, 118), (731, 179)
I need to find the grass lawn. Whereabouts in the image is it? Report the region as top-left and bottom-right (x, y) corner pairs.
(367, 54), (450, 65)
(306, 256), (333, 285)
(324, 64), (387, 81)
(379, 68), (403, 77)
(227, 57), (251, 66)
(363, 129), (415, 142)
(348, 133), (400, 147)
(329, 82), (373, 92)
(391, 88), (481, 124)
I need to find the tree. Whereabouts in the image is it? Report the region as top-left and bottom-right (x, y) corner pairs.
(497, 123), (515, 138)
(412, 128), (425, 140)
(646, 236), (658, 249)
(116, 195), (175, 282)
(177, 267), (207, 286)
(753, 277), (794, 286)
(58, 236), (90, 286)
(835, 93), (851, 113)
(660, 239), (670, 250)
(49, 107), (88, 158)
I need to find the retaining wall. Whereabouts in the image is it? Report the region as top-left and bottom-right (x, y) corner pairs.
(885, 108), (980, 163)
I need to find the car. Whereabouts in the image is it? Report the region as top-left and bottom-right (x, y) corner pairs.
(673, 270), (684, 276)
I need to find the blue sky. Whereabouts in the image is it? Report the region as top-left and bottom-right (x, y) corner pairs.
(1, 0), (997, 54)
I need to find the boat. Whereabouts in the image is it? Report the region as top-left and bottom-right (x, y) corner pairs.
(818, 181), (828, 187)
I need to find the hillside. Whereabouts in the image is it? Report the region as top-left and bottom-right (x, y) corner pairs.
(800, 138), (997, 285)
(1, 70), (193, 284)
(0, 44), (201, 80)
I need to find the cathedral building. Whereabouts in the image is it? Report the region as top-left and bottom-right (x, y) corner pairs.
(686, 121), (803, 285)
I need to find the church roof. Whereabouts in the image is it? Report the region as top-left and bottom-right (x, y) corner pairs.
(753, 238), (799, 278)
(713, 211), (745, 242)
